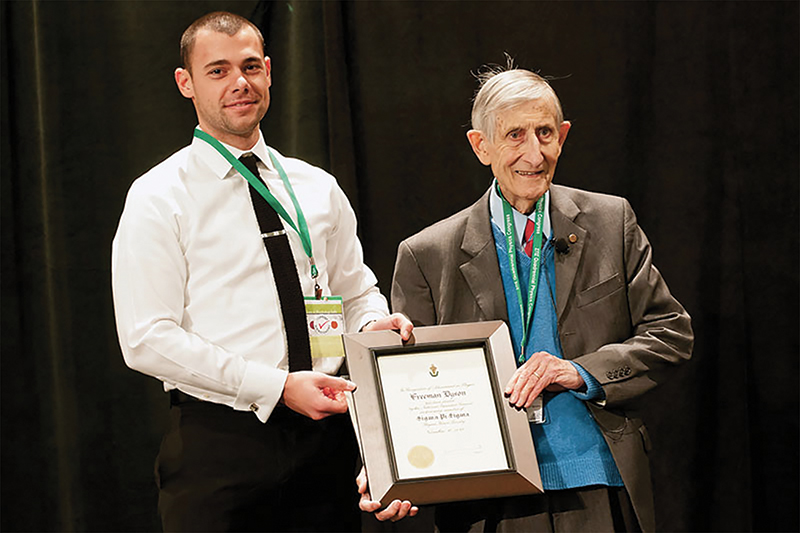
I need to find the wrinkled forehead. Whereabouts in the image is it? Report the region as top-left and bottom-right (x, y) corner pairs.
(494, 98), (560, 132)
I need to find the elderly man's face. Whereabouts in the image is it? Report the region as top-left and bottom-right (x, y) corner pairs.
(468, 99), (571, 214)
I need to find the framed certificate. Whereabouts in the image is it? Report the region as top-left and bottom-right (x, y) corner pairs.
(343, 321), (542, 506)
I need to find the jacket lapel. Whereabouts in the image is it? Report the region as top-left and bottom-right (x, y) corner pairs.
(459, 189), (509, 323)
(550, 186), (586, 321)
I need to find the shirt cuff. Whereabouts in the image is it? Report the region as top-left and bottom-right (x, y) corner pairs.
(568, 361), (606, 402)
(355, 312), (386, 333)
(233, 360), (288, 423)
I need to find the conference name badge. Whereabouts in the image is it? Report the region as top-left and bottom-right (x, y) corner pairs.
(305, 296), (345, 359)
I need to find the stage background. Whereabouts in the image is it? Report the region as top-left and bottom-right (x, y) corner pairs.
(2, 1), (797, 531)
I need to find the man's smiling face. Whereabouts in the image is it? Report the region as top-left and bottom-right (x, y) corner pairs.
(175, 26), (271, 150)
(468, 99), (571, 214)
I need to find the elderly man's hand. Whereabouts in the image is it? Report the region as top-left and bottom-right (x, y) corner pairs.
(504, 351), (585, 408)
(361, 313), (413, 341)
(357, 467), (418, 522)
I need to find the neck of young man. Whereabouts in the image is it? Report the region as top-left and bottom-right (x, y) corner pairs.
(200, 123), (260, 151)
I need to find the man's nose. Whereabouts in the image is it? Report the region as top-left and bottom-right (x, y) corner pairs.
(233, 72), (250, 91)
(520, 136), (544, 166)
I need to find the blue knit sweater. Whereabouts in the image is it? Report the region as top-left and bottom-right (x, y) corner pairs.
(492, 223), (623, 490)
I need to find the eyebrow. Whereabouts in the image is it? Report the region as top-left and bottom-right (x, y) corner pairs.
(503, 119), (557, 135)
(202, 59), (231, 70)
(502, 126), (524, 136)
(201, 56), (263, 70)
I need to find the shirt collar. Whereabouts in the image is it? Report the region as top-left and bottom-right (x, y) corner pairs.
(191, 127), (274, 180)
(489, 181), (552, 246)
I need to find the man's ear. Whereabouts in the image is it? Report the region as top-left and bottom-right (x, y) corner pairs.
(175, 67), (194, 99)
(264, 56), (272, 87)
(467, 130), (492, 166)
(557, 121), (571, 147)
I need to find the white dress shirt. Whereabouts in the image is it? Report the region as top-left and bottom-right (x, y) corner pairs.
(112, 130), (388, 422)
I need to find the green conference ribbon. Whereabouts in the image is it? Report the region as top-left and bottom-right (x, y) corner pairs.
(193, 128), (319, 279)
(498, 182), (545, 364)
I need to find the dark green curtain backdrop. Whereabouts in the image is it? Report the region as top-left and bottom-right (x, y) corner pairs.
(1, 1), (797, 532)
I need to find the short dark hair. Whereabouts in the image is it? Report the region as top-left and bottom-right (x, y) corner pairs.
(180, 11), (265, 71)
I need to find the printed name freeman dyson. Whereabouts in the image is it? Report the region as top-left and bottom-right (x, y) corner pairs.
(409, 389), (468, 401)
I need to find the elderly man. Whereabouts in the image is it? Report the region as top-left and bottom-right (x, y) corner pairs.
(389, 65), (694, 531)
(112, 11), (412, 531)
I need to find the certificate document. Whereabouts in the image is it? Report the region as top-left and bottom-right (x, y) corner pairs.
(343, 322), (541, 506)
(376, 346), (509, 480)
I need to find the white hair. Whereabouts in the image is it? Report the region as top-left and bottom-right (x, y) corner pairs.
(471, 60), (564, 141)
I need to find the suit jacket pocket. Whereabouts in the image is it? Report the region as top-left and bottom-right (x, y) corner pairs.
(576, 273), (624, 308)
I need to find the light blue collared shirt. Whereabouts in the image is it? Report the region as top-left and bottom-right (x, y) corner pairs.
(489, 183), (552, 248)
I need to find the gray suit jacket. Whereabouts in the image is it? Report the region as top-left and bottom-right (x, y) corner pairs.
(391, 184), (694, 532)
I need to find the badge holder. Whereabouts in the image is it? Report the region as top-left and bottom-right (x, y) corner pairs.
(305, 296), (346, 359)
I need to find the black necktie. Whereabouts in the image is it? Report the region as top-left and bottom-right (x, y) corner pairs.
(239, 154), (312, 372)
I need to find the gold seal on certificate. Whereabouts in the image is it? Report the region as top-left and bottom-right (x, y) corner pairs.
(407, 445), (435, 469)
(343, 321), (542, 506)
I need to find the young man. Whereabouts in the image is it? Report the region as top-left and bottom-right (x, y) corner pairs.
(112, 12), (412, 531)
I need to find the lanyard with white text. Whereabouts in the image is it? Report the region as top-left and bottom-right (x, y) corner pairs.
(193, 128), (320, 284)
(499, 184), (545, 364)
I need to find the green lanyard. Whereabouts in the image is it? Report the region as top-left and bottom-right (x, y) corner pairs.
(193, 128), (319, 281)
(499, 185), (545, 364)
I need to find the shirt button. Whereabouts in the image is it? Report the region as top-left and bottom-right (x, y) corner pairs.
(249, 403), (259, 412)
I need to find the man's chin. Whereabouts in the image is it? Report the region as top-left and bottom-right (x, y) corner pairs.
(523, 182), (550, 199)
(223, 108), (266, 129)
(221, 120), (262, 138)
